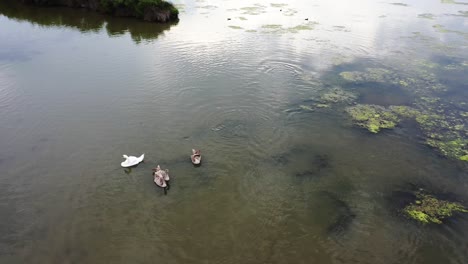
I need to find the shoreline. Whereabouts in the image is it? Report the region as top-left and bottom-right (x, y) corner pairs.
(21, 0), (179, 23)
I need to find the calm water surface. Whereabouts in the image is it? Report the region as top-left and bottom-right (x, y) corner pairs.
(1, 0), (468, 263)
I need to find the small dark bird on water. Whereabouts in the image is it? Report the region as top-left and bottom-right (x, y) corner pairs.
(280, 9), (282, 11)
(227, 18), (231, 20)
(305, 18), (309, 20)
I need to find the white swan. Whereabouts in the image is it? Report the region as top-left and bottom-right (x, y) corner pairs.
(121, 154), (145, 167)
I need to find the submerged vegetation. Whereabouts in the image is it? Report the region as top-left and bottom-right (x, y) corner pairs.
(21, 0), (179, 22)
(337, 64), (467, 161)
(346, 104), (399, 133)
(403, 191), (468, 224)
(295, 61), (467, 161)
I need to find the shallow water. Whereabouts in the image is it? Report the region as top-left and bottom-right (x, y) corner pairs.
(0, 0), (468, 263)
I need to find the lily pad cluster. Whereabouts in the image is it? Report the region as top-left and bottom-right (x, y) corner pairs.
(346, 104), (400, 133)
(403, 191), (468, 224)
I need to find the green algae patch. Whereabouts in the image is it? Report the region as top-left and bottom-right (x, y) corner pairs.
(197, 5), (218, 10)
(337, 63), (465, 161)
(228, 25), (244, 30)
(288, 21), (318, 32)
(261, 22), (318, 33)
(412, 110), (468, 161)
(320, 87), (357, 104)
(315, 103), (330, 108)
(455, 10), (468, 17)
(433, 24), (468, 38)
(282, 8), (298, 16)
(441, 0), (468, 5)
(418, 13), (435, 19)
(346, 104), (400, 133)
(299, 105), (314, 111)
(240, 5), (267, 15)
(433, 24), (450, 33)
(390, 3), (409, 6)
(339, 68), (392, 83)
(245, 29), (257, 33)
(426, 138), (468, 161)
(271, 3), (288, 8)
(262, 24), (283, 29)
(404, 191), (468, 224)
(339, 67), (447, 93)
(389, 105), (420, 119)
(238, 16), (248, 21)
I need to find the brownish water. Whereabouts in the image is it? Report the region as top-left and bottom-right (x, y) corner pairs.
(0, 0), (467, 263)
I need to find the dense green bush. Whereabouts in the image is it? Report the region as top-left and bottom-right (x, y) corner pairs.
(21, 0), (179, 21)
(100, 0), (178, 19)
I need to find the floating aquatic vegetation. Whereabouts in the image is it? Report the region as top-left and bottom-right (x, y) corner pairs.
(294, 87), (356, 112)
(245, 29), (257, 33)
(409, 32), (437, 42)
(346, 104), (400, 133)
(388, 103), (468, 161)
(299, 105), (314, 111)
(240, 4), (267, 15)
(332, 25), (350, 32)
(340, 67), (447, 93)
(454, 10), (468, 17)
(261, 22), (318, 34)
(443, 61), (468, 70)
(262, 21), (318, 34)
(411, 96), (468, 161)
(287, 21), (319, 32)
(174, 4), (185, 13)
(228, 25), (244, 30)
(238, 16), (247, 21)
(270, 3), (288, 8)
(390, 3), (409, 6)
(262, 24), (282, 29)
(338, 62), (466, 160)
(282, 8), (298, 16)
(433, 24), (468, 38)
(441, 0), (468, 5)
(197, 5), (217, 10)
(340, 68), (392, 83)
(330, 55), (353, 66)
(414, 59), (439, 69)
(403, 190), (468, 224)
(433, 24), (451, 33)
(389, 105), (420, 119)
(315, 103), (330, 108)
(418, 13), (436, 19)
(319, 87), (358, 104)
(426, 138), (468, 161)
